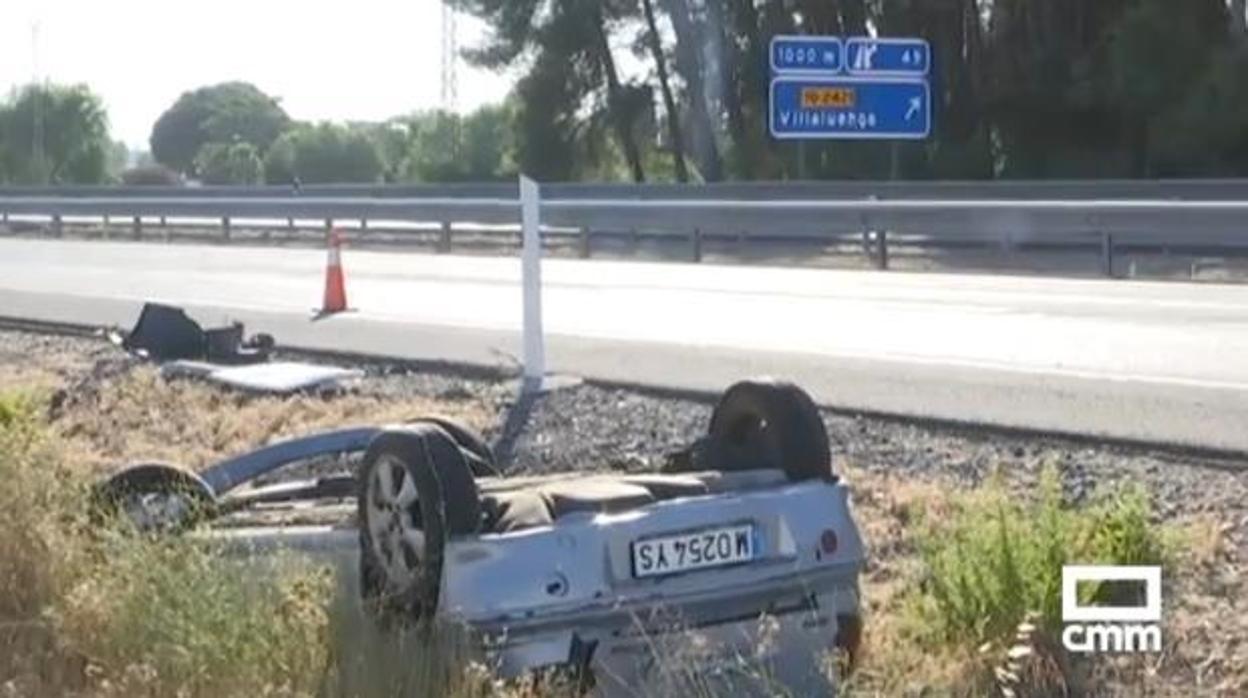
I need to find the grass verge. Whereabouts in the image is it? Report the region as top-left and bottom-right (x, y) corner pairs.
(1, 391), (335, 697)
(3, 379), (1191, 697)
(846, 466), (1177, 696)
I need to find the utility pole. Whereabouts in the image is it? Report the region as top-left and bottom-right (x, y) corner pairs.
(440, 5), (458, 112)
(440, 4), (460, 156)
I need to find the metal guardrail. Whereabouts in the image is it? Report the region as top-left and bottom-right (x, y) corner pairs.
(0, 197), (521, 224)
(2, 192), (1247, 275)
(3, 194), (1248, 232)
(3, 178), (1248, 200)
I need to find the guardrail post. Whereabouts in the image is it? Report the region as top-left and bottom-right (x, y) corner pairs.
(324, 218), (333, 236)
(579, 227), (591, 258)
(519, 175), (545, 388)
(876, 229), (889, 270)
(1101, 232), (1114, 278)
(287, 217), (295, 231)
(52, 214), (63, 238)
(132, 216), (142, 240)
(690, 228), (702, 263)
(439, 222), (452, 252)
(222, 216), (231, 241)
(360, 218), (368, 232)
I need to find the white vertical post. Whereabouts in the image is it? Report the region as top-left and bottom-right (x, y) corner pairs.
(520, 175), (545, 385)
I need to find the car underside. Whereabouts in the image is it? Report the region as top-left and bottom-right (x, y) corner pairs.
(94, 378), (868, 696)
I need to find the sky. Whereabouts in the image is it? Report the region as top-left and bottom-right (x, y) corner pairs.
(1, 0), (517, 149)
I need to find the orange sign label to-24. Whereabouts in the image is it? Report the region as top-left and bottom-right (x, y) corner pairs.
(800, 87), (856, 109)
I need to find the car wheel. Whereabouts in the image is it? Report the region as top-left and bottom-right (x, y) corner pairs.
(91, 462), (216, 533)
(409, 415), (499, 478)
(707, 378), (832, 481)
(358, 424), (482, 623)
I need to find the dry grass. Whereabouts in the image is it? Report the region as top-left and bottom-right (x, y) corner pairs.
(3, 333), (1240, 696)
(0, 339), (502, 697)
(51, 366), (492, 475)
(0, 392), (87, 689)
(0, 391), (340, 697)
(0, 332), (103, 395)
(837, 463), (1205, 697)
(838, 466), (999, 696)
(1173, 514), (1229, 568)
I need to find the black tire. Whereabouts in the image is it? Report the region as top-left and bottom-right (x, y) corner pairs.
(410, 416), (499, 477)
(90, 462), (216, 533)
(358, 424), (482, 623)
(707, 378), (832, 481)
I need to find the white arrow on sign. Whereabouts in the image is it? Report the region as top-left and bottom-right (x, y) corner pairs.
(853, 43), (877, 71)
(905, 96), (922, 121)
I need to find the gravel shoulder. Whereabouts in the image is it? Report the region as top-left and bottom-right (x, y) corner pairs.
(0, 326), (1243, 696)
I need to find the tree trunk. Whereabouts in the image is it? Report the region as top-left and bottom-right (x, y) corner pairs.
(642, 0), (689, 182)
(968, 0), (995, 176)
(798, 0), (840, 33)
(662, 0), (723, 181)
(837, 0), (869, 35)
(718, 0), (763, 178)
(591, 11), (645, 182)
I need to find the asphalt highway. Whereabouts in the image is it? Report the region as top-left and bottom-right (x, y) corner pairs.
(1, 238), (1245, 453)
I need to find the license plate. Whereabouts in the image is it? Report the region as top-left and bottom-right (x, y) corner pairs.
(631, 523), (755, 579)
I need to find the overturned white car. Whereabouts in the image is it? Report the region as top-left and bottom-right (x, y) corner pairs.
(96, 379), (867, 696)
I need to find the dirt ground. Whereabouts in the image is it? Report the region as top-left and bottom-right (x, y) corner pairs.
(0, 326), (1244, 696)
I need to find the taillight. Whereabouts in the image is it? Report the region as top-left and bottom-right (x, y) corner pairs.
(820, 529), (839, 555)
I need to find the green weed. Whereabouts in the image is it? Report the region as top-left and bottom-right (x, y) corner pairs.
(909, 465), (1169, 650)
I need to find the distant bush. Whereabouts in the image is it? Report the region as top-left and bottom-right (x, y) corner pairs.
(0, 83), (112, 185)
(120, 164), (183, 186)
(150, 82), (291, 175)
(194, 141), (263, 185)
(263, 122), (383, 184)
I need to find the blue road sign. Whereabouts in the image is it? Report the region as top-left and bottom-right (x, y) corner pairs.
(769, 76), (930, 140)
(769, 35), (842, 74)
(845, 37), (930, 77)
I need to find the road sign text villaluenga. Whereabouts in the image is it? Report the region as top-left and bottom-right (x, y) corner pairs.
(769, 35), (931, 140)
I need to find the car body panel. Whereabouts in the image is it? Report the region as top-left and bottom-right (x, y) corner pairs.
(200, 475), (865, 696)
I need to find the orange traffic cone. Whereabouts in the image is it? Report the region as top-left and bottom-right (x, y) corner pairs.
(320, 228), (349, 314)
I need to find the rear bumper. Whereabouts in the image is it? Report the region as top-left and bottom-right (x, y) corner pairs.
(479, 575), (860, 697)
